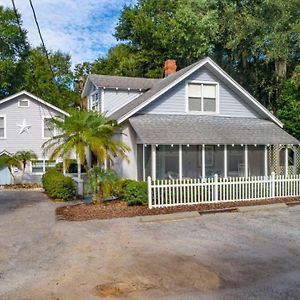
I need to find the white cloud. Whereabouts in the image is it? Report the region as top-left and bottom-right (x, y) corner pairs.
(0, 0), (135, 66)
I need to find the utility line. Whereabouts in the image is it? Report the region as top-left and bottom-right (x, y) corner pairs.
(28, 0), (56, 81)
(11, 0), (56, 128)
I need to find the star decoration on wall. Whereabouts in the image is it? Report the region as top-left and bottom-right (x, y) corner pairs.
(18, 119), (32, 134)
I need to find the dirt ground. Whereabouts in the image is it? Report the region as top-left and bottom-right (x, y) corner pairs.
(0, 190), (300, 299)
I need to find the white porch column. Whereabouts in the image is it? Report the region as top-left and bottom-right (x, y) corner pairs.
(244, 145), (248, 178)
(285, 146), (289, 177)
(202, 144), (205, 178)
(151, 145), (156, 180)
(142, 144), (145, 181)
(264, 145), (268, 177)
(179, 145), (182, 180)
(224, 145), (228, 178)
(63, 160), (66, 175)
(77, 157), (81, 180)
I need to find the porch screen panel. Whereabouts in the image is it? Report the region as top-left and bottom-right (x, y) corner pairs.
(248, 145), (264, 176)
(227, 145), (245, 177)
(137, 144), (143, 180)
(205, 145), (224, 178)
(156, 145), (179, 180)
(144, 145), (152, 179)
(182, 145), (201, 178)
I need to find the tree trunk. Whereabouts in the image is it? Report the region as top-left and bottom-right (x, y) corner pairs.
(275, 59), (287, 79)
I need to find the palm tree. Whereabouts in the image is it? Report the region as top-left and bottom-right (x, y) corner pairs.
(15, 150), (37, 175)
(42, 109), (130, 179)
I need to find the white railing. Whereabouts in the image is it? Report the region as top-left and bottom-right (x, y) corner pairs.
(147, 173), (300, 208)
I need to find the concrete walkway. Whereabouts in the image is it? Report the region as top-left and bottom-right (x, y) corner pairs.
(0, 190), (300, 299)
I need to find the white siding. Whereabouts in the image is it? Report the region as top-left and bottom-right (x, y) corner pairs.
(0, 94), (63, 158)
(103, 89), (140, 116)
(141, 66), (261, 118)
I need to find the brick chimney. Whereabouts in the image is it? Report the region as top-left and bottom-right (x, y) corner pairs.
(164, 59), (177, 77)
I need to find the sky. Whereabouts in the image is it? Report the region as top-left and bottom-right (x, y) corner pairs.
(0, 0), (135, 66)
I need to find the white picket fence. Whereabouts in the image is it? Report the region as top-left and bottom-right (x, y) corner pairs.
(147, 173), (300, 208)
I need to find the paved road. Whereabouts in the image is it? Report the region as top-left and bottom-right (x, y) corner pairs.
(0, 190), (300, 299)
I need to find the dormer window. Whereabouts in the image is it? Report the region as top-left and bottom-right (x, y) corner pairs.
(18, 99), (30, 108)
(187, 82), (218, 113)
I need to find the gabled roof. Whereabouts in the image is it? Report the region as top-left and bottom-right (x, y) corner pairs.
(0, 91), (69, 116)
(0, 150), (12, 157)
(82, 74), (161, 97)
(109, 57), (283, 127)
(129, 114), (299, 145)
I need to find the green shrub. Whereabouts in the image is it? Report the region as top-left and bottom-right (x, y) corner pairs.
(42, 169), (75, 201)
(122, 180), (147, 206)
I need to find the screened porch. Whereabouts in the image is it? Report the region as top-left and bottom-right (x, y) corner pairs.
(137, 144), (298, 181)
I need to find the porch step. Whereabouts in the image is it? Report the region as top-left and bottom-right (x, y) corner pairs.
(237, 203), (287, 212)
(140, 211), (199, 223)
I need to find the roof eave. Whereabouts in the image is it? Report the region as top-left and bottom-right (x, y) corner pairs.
(0, 91), (69, 116)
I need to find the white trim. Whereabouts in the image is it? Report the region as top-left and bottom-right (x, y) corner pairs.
(18, 99), (30, 108)
(264, 145), (268, 177)
(0, 150), (12, 157)
(0, 114), (7, 139)
(224, 145), (228, 178)
(151, 145), (156, 180)
(101, 88), (104, 114)
(285, 146), (289, 177)
(244, 145), (248, 178)
(142, 144), (145, 181)
(0, 91), (69, 116)
(179, 145), (182, 180)
(42, 116), (55, 139)
(205, 58), (283, 127)
(117, 57), (283, 127)
(202, 145), (205, 178)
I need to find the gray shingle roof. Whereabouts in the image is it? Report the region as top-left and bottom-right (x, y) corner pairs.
(110, 60), (201, 121)
(129, 114), (299, 145)
(88, 74), (161, 91)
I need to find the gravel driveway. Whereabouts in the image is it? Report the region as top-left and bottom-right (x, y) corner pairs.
(0, 190), (300, 299)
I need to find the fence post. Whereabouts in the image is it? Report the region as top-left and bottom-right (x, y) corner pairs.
(147, 176), (152, 209)
(214, 174), (218, 201)
(271, 172), (275, 198)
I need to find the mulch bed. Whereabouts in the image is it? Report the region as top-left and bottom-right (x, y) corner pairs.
(56, 197), (300, 221)
(0, 183), (41, 190)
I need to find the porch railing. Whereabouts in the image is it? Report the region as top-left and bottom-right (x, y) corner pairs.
(147, 173), (300, 208)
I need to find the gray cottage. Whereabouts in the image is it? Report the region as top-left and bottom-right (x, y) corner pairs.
(83, 57), (299, 181)
(0, 91), (68, 184)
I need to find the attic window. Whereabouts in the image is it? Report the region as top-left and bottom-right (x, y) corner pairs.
(18, 99), (30, 107)
(187, 82), (218, 113)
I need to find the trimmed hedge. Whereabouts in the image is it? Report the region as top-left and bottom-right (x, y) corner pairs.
(121, 179), (147, 206)
(42, 169), (75, 201)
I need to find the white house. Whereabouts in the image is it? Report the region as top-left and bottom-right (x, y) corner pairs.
(0, 91), (68, 184)
(82, 57), (300, 181)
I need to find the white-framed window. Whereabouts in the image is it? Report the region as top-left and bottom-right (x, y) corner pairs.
(187, 81), (219, 113)
(0, 115), (6, 139)
(31, 160), (44, 174)
(89, 87), (101, 112)
(18, 99), (30, 108)
(31, 159), (56, 174)
(42, 117), (55, 139)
